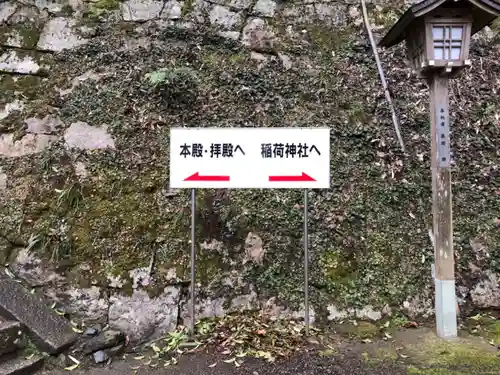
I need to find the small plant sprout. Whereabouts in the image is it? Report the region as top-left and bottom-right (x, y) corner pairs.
(144, 67), (198, 90)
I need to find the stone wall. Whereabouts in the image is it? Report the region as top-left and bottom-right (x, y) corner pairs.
(1, 0), (499, 344)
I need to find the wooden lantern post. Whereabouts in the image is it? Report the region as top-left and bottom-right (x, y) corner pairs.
(379, 0), (500, 339)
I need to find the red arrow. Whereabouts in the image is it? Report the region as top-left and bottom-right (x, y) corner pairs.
(268, 172), (316, 182)
(184, 172), (230, 182)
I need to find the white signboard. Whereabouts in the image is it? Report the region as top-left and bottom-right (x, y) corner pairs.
(169, 127), (330, 189)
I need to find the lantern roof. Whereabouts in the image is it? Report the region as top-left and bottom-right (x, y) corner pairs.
(379, 0), (500, 48)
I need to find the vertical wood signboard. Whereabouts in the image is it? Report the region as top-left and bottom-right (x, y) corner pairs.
(429, 76), (456, 338)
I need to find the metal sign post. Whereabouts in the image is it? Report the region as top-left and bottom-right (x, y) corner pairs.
(169, 127), (331, 338)
(189, 188), (196, 335)
(303, 189), (309, 336)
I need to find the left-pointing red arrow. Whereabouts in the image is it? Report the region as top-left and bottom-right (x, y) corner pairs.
(184, 172), (230, 182)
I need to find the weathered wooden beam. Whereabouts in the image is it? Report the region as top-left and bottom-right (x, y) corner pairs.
(428, 74), (457, 339)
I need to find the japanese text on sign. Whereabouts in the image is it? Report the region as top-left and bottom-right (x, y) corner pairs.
(261, 143), (321, 158)
(180, 143), (245, 158)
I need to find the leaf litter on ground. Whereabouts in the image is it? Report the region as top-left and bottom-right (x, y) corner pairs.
(129, 311), (315, 371)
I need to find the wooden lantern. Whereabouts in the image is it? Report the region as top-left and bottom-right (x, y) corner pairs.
(379, 0), (499, 340)
(380, 0), (500, 78)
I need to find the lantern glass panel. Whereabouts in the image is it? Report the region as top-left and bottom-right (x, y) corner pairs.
(432, 26), (445, 40)
(432, 25), (464, 60)
(451, 27), (463, 40)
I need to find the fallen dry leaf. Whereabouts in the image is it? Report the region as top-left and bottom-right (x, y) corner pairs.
(403, 321), (418, 328)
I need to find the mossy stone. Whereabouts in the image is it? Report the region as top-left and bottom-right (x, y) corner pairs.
(332, 321), (380, 339)
(84, 0), (122, 19)
(181, 0), (195, 17)
(0, 24), (41, 49)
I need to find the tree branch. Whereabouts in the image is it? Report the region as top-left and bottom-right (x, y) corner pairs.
(360, 0), (406, 154)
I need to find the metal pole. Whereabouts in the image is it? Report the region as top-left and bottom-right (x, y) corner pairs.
(190, 188), (196, 336)
(304, 189), (309, 336)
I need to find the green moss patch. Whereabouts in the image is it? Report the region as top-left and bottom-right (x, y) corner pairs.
(332, 321), (381, 339)
(85, 0), (122, 18)
(181, 0), (195, 17)
(464, 314), (500, 345)
(303, 24), (355, 53)
(405, 332), (500, 375)
(68, 190), (161, 273)
(355, 329), (500, 374)
(0, 74), (44, 103)
(0, 24), (41, 49)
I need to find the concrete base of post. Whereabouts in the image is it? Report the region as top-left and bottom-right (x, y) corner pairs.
(434, 278), (458, 340)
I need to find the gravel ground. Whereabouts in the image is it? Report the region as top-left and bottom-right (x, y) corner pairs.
(41, 350), (408, 375)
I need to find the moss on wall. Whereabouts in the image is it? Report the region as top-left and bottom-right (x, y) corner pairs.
(0, 24), (42, 49)
(0, 6), (499, 317)
(86, 0), (122, 18)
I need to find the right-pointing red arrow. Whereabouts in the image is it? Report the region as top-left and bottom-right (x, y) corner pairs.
(268, 172), (316, 182)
